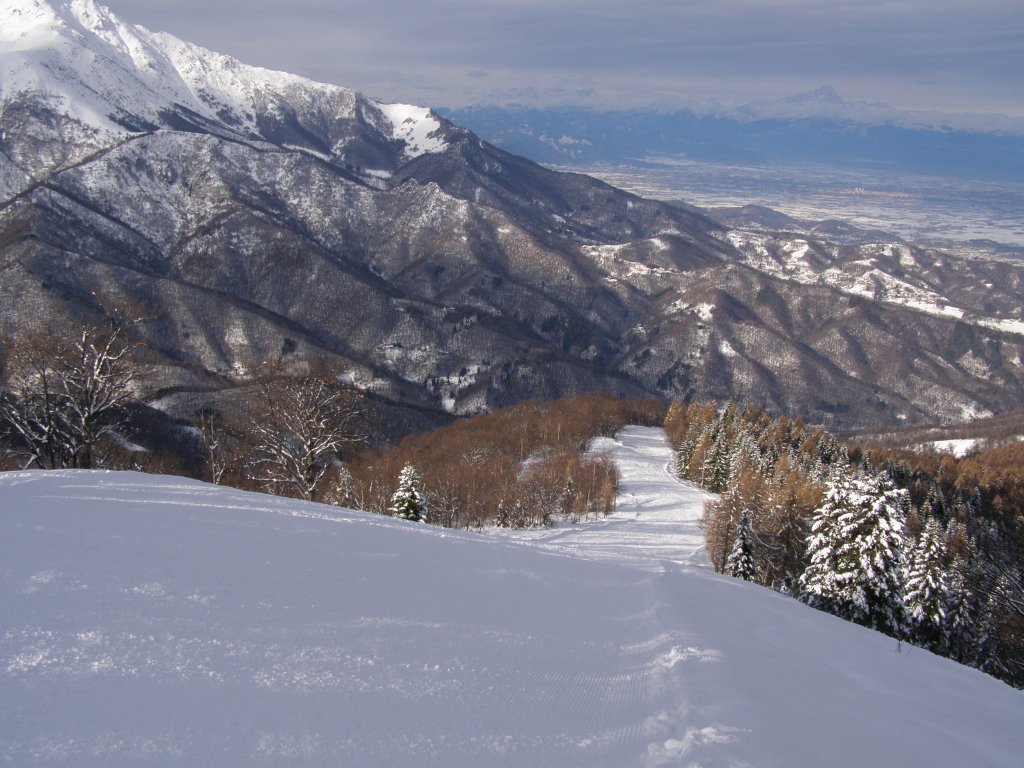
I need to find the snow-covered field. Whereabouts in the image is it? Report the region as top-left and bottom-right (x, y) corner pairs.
(3, 427), (1023, 766)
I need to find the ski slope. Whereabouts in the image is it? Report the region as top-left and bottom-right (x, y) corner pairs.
(2, 430), (1024, 767)
(488, 426), (714, 569)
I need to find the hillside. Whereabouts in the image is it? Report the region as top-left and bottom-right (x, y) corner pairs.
(3, 428), (1023, 766)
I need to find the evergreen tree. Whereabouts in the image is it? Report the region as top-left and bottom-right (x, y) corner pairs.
(944, 550), (976, 663)
(801, 471), (853, 614)
(495, 500), (511, 528)
(390, 464), (427, 522)
(974, 590), (1004, 676)
(904, 516), (948, 651)
(702, 427), (731, 492)
(801, 470), (906, 636)
(729, 427), (763, 483)
(726, 511), (757, 581)
(684, 427), (713, 483)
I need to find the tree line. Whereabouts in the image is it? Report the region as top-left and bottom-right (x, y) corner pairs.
(666, 399), (1024, 688)
(0, 312), (659, 531)
(338, 394), (663, 529)
(0, 309), (370, 501)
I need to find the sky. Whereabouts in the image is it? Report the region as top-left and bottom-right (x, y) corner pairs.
(103, 0), (1023, 117)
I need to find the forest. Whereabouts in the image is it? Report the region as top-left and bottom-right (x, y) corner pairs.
(667, 399), (1024, 687)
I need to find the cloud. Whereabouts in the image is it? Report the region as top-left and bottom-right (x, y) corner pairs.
(103, 0), (1024, 115)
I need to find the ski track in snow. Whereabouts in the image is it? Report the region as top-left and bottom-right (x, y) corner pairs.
(2, 428), (1024, 767)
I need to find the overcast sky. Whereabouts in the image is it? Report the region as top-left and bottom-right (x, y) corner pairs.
(103, 0), (1023, 116)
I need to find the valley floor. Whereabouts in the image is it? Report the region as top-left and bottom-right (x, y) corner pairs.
(2, 430), (1023, 766)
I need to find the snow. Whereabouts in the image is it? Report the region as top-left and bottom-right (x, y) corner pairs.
(3, 428), (1024, 766)
(489, 427), (713, 569)
(924, 436), (1024, 456)
(693, 302), (714, 322)
(930, 438), (980, 457)
(0, 0), (446, 171)
(725, 232), (1024, 334)
(981, 317), (1024, 336)
(0, 0), (361, 135)
(377, 102), (448, 160)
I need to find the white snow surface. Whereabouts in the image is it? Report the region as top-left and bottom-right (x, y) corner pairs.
(0, 0), (441, 160)
(3, 426), (1024, 766)
(377, 102), (448, 159)
(930, 438), (981, 457)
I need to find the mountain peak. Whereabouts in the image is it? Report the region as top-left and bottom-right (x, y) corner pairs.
(1, 0), (119, 47)
(2, 0), (238, 132)
(0, 0), (453, 163)
(785, 85), (845, 104)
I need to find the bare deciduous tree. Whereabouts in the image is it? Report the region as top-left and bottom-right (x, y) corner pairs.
(196, 407), (234, 484)
(243, 368), (369, 500)
(0, 315), (143, 469)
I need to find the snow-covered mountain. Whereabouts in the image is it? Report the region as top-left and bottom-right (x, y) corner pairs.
(3, 430), (1023, 766)
(2, 0), (1024, 430)
(0, 0), (461, 197)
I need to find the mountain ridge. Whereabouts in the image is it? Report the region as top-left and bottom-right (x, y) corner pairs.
(3, 0), (1024, 430)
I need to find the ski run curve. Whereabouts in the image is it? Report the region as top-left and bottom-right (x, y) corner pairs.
(2, 427), (1024, 767)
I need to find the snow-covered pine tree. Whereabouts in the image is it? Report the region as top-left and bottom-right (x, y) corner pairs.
(728, 427), (763, 484)
(944, 549), (977, 663)
(681, 426), (713, 482)
(701, 427), (731, 492)
(801, 470), (853, 614)
(801, 470), (907, 636)
(904, 515), (948, 651)
(726, 511), (757, 581)
(390, 464), (427, 522)
(495, 500), (511, 528)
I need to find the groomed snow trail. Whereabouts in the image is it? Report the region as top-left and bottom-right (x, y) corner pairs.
(488, 426), (714, 569)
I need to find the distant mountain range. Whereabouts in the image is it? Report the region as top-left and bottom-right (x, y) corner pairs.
(440, 100), (1024, 181)
(2, 0), (1024, 431)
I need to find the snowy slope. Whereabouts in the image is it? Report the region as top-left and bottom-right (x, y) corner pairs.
(725, 232), (1024, 337)
(377, 102), (448, 160)
(3, 429), (1024, 766)
(0, 0), (445, 154)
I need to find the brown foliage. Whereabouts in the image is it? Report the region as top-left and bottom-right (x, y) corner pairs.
(338, 393), (640, 527)
(670, 399), (829, 588)
(857, 438), (1024, 547)
(702, 458), (822, 587)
